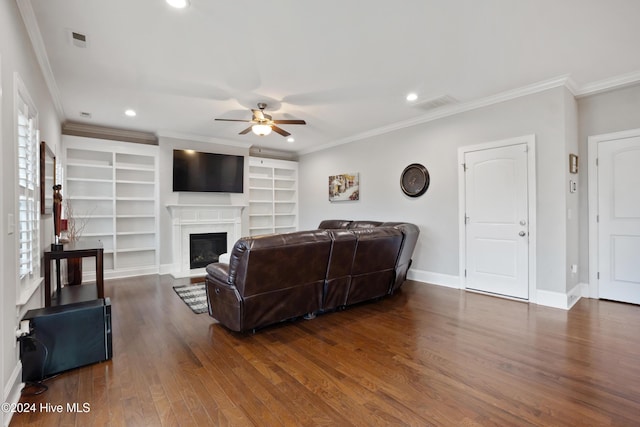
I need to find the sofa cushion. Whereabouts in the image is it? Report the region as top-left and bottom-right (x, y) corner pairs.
(346, 227), (403, 304)
(230, 230), (332, 296)
(323, 230), (357, 310)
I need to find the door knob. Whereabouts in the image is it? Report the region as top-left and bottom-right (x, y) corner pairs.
(519, 231), (526, 237)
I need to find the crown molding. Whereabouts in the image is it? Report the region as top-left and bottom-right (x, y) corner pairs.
(573, 70), (640, 98)
(16, 0), (65, 120)
(62, 122), (158, 145)
(300, 75), (572, 155)
(249, 146), (298, 161)
(157, 130), (252, 150)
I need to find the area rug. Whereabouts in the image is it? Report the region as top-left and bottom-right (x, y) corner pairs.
(173, 283), (208, 314)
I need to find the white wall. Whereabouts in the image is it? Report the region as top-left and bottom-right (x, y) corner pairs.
(1, 1), (62, 424)
(299, 86), (572, 295)
(157, 136), (249, 270)
(563, 88), (580, 294)
(577, 83), (640, 284)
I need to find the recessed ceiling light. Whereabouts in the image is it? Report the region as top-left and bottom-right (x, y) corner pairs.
(166, 0), (189, 9)
(125, 109), (136, 117)
(287, 137), (295, 143)
(406, 93), (418, 102)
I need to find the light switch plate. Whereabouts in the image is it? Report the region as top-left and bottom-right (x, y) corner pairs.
(7, 213), (14, 234)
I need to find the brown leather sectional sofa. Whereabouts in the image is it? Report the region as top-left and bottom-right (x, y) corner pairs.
(204, 220), (419, 332)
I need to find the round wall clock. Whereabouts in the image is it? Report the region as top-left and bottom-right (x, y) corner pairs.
(400, 163), (430, 197)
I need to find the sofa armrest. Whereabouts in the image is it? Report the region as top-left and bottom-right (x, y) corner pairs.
(206, 262), (231, 284)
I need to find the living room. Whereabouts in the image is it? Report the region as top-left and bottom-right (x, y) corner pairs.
(3, 1), (640, 425)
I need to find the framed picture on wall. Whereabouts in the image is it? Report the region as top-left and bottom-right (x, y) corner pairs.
(328, 173), (359, 201)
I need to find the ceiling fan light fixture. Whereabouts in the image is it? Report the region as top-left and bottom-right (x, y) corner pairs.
(252, 124), (272, 136)
(166, 0), (189, 9)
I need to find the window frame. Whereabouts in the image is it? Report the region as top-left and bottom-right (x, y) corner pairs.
(14, 72), (42, 304)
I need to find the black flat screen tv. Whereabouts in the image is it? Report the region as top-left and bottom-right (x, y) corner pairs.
(173, 150), (244, 193)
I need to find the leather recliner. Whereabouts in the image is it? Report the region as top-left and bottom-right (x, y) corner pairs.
(318, 220), (420, 294)
(205, 221), (419, 332)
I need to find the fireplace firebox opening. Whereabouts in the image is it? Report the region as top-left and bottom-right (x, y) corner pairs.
(189, 232), (227, 269)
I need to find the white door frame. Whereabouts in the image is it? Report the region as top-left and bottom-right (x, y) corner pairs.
(587, 127), (640, 299)
(0, 53), (5, 427)
(458, 134), (537, 302)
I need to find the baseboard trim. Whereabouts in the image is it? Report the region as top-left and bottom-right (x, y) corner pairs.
(408, 271), (589, 310)
(159, 264), (174, 276)
(407, 269), (460, 289)
(82, 266), (160, 282)
(3, 362), (23, 427)
(536, 282), (587, 310)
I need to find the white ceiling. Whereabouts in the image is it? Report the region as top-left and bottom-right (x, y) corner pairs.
(24, 0), (640, 154)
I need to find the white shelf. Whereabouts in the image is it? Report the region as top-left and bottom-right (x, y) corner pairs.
(115, 180), (154, 185)
(66, 162), (112, 169)
(82, 232), (115, 237)
(249, 173), (273, 179)
(115, 163), (154, 171)
(116, 231), (156, 236)
(248, 157), (298, 236)
(117, 247), (156, 253)
(63, 136), (159, 278)
(116, 197), (156, 202)
(67, 177), (113, 183)
(68, 196), (114, 201)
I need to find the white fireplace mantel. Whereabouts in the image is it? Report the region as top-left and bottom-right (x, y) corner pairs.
(166, 204), (246, 278)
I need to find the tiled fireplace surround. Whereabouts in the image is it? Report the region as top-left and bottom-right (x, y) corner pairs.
(167, 204), (244, 278)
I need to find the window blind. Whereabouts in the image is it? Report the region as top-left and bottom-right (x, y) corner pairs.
(17, 93), (40, 284)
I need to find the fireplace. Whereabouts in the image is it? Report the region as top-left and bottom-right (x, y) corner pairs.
(189, 232), (227, 269)
(167, 203), (243, 278)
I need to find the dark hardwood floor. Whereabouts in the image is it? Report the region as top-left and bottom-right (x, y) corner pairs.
(10, 275), (640, 426)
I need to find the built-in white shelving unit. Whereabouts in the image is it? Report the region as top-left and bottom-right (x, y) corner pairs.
(63, 136), (159, 279)
(248, 157), (298, 236)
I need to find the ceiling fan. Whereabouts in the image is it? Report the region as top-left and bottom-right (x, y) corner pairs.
(215, 103), (306, 137)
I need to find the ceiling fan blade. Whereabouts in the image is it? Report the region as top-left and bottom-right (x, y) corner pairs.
(239, 126), (253, 135)
(215, 118), (251, 122)
(252, 109), (265, 121)
(271, 125), (291, 137)
(273, 119), (306, 125)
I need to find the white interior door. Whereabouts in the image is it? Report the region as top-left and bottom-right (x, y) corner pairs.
(464, 144), (529, 299)
(597, 136), (640, 304)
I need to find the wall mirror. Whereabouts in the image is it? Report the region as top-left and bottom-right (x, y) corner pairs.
(40, 141), (56, 215)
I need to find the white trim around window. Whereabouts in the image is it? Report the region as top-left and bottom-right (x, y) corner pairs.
(14, 73), (42, 305)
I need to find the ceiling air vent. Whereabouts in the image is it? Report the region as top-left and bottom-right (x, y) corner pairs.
(67, 29), (88, 48)
(413, 95), (457, 111)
